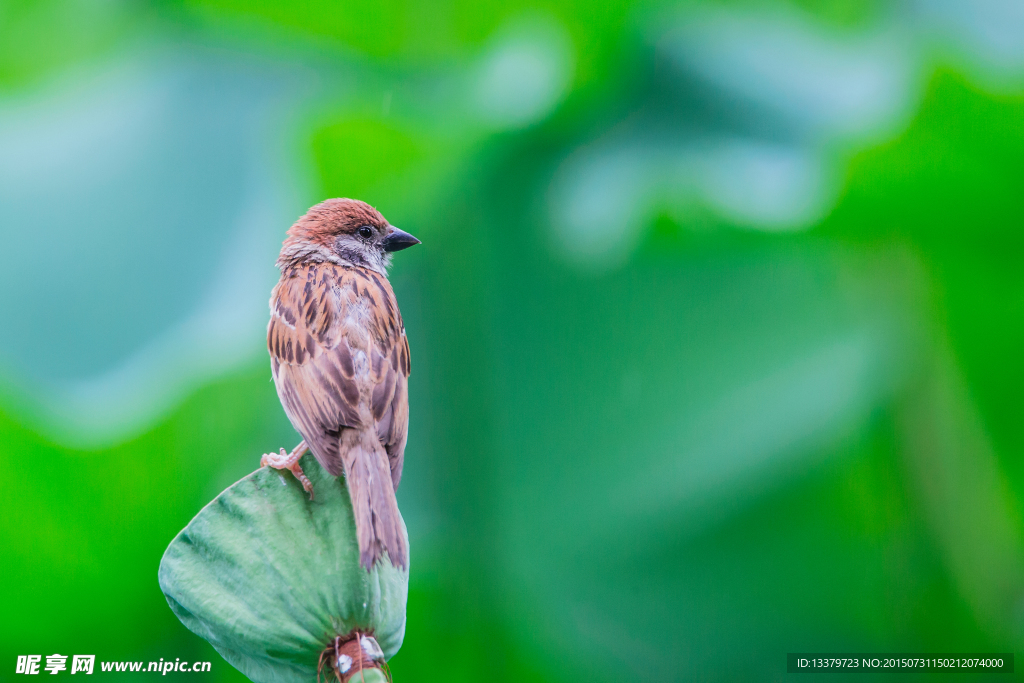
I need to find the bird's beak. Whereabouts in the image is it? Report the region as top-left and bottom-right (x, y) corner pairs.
(382, 226), (420, 252)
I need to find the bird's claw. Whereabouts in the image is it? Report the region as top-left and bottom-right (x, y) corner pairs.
(288, 461), (315, 500)
(260, 443), (314, 500)
(260, 447), (289, 469)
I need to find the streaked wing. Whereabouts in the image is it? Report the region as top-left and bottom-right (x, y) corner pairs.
(267, 263), (411, 483)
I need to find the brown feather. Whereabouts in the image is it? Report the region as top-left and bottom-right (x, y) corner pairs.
(268, 260), (411, 569)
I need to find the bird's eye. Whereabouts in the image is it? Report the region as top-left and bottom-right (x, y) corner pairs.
(358, 226), (373, 239)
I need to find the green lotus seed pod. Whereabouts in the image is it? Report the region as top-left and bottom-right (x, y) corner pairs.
(158, 453), (408, 683)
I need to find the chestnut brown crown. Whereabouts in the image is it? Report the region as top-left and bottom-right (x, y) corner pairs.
(278, 198), (419, 275)
(287, 198), (388, 242)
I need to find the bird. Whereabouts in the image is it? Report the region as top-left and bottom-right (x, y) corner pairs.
(261, 198), (419, 571)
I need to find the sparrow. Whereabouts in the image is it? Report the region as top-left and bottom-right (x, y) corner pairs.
(261, 198), (419, 571)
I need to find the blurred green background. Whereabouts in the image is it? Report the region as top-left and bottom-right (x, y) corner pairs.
(3, 0), (1024, 680)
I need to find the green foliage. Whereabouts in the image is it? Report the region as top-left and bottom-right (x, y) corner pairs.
(177, 0), (642, 84)
(313, 117), (431, 206)
(0, 364), (296, 678)
(159, 453), (407, 683)
(0, 0), (139, 89)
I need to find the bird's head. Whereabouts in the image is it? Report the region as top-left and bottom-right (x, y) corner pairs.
(278, 198), (420, 274)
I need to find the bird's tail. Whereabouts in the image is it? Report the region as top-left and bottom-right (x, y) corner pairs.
(339, 429), (408, 571)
